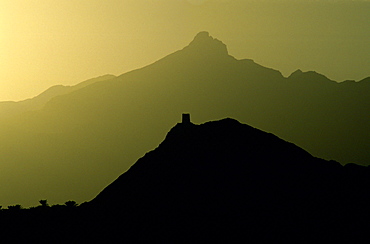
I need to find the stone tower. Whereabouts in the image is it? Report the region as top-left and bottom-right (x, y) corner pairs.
(182, 113), (191, 124)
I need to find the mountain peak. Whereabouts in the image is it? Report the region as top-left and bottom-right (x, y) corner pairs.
(192, 31), (212, 42)
(186, 31), (229, 56)
(289, 69), (303, 78)
(288, 69), (334, 83)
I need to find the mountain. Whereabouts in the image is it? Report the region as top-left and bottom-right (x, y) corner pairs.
(87, 117), (370, 242)
(2, 117), (369, 243)
(0, 32), (368, 207)
(0, 74), (116, 119)
(92, 117), (342, 210)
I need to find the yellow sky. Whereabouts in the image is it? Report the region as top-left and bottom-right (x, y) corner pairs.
(1, 0), (369, 101)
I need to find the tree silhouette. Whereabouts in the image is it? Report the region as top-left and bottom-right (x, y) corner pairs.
(39, 199), (49, 208)
(7, 204), (22, 210)
(65, 200), (78, 208)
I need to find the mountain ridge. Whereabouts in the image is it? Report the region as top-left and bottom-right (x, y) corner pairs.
(0, 74), (116, 119)
(0, 32), (368, 207)
(1, 117), (368, 243)
(87, 117), (369, 242)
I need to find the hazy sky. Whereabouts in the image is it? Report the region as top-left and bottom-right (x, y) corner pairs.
(1, 0), (369, 101)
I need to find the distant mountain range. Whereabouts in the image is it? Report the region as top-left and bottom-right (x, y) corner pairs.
(0, 75), (116, 119)
(0, 32), (368, 207)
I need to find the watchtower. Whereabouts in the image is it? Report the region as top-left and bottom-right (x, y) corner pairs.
(182, 113), (191, 124)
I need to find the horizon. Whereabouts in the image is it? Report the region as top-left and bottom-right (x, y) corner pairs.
(0, 0), (368, 208)
(0, 1), (369, 240)
(2, 0), (369, 101)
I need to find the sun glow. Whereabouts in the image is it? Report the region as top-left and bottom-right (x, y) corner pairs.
(1, 0), (369, 101)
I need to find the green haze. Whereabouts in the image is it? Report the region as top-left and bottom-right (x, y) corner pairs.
(0, 32), (368, 207)
(1, 0), (369, 100)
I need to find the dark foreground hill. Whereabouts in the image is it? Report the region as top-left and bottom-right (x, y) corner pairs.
(0, 31), (368, 207)
(88, 117), (370, 242)
(1, 117), (370, 242)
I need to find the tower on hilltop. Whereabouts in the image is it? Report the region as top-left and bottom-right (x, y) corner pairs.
(182, 113), (191, 124)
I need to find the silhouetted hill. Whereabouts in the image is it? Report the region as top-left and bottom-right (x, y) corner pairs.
(87, 118), (370, 242)
(0, 32), (368, 207)
(92, 118), (334, 209)
(0, 118), (369, 243)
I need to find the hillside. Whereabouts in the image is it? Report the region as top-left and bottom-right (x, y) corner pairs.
(0, 32), (368, 207)
(0, 74), (116, 119)
(87, 117), (370, 242)
(2, 117), (369, 243)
